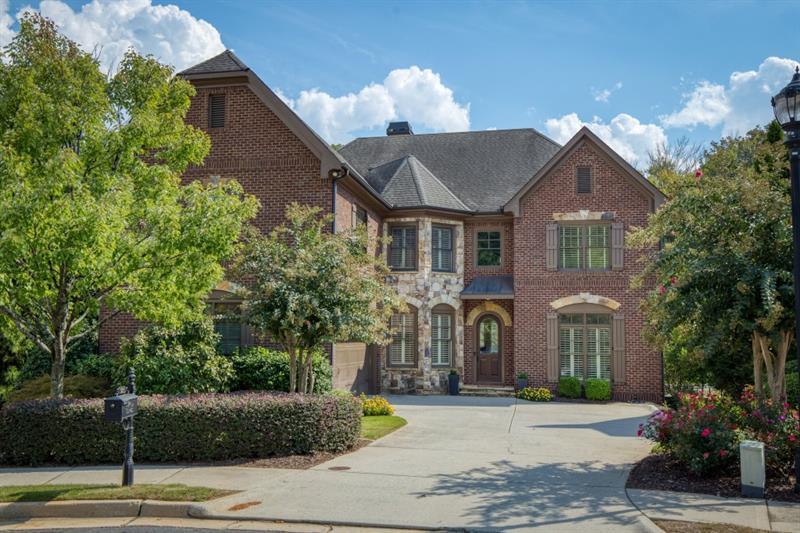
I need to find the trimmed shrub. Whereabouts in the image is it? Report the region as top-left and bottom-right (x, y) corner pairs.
(72, 354), (121, 382)
(738, 386), (800, 474)
(0, 392), (362, 465)
(360, 394), (393, 416)
(517, 387), (552, 402)
(120, 319), (234, 395)
(585, 379), (611, 401)
(8, 374), (112, 403)
(557, 376), (581, 399)
(231, 347), (332, 394)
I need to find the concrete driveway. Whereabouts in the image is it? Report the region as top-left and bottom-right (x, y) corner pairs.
(204, 396), (656, 531)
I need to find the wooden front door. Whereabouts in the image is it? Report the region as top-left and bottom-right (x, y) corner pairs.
(476, 315), (501, 383)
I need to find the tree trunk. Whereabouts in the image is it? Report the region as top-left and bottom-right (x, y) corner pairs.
(50, 338), (66, 399)
(305, 351), (314, 393)
(754, 330), (791, 403)
(286, 341), (298, 393)
(753, 332), (764, 399)
(298, 348), (309, 394)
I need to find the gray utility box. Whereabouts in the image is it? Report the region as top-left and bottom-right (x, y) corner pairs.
(104, 393), (138, 422)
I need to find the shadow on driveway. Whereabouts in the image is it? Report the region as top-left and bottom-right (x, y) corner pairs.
(531, 415), (646, 438)
(415, 459), (641, 530)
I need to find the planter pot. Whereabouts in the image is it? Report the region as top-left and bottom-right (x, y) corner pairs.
(448, 374), (460, 395)
(516, 378), (529, 391)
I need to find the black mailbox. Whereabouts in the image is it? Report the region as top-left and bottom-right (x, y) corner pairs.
(104, 393), (138, 422)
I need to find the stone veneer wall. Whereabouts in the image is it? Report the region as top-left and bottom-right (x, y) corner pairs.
(383, 216), (465, 393)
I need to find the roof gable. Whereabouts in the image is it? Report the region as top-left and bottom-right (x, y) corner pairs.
(503, 127), (665, 216)
(178, 50), (248, 76)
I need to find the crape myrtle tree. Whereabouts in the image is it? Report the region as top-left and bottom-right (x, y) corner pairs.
(237, 203), (405, 393)
(630, 123), (792, 402)
(0, 15), (258, 398)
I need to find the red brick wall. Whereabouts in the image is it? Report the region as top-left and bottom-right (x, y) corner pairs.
(464, 220), (514, 285)
(334, 182), (383, 256)
(463, 300), (514, 386)
(511, 140), (662, 402)
(99, 81), (332, 353)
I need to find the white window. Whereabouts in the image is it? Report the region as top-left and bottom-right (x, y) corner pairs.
(559, 313), (611, 380)
(389, 311), (416, 366)
(431, 308), (453, 366)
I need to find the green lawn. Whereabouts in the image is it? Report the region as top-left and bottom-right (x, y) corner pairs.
(361, 415), (407, 440)
(0, 484), (235, 503)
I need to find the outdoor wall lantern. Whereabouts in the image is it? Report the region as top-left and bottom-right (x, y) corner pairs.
(771, 65), (800, 495)
(104, 369), (138, 486)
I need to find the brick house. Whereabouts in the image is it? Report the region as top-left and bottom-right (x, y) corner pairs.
(99, 51), (665, 402)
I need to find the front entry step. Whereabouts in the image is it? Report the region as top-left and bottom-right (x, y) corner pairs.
(460, 384), (516, 397)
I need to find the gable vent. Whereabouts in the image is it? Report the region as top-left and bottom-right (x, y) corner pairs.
(577, 166), (592, 194)
(209, 94), (225, 128)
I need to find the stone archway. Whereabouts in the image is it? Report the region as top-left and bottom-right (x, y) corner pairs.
(465, 302), (512, 327)
(549, 293), (621, 311)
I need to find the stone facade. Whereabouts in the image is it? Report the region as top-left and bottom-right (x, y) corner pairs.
(382, 216), (465, 394)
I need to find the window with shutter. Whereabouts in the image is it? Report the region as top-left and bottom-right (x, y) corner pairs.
(354, 206), (368, 228)
(432, 226), (453, 272)
(558, 224), (610, 271)
(209, 95), (225, 128)
(559, 313), (611, 381)
(389, 226), (417, 270)
(476, 230), (501, 267)
(431, 308), (453, 366)
(389, 311), (416, 366)
(577, 166), (592, 194)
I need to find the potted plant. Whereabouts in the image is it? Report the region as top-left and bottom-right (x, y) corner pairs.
(516, 372), (529, 391)
(448, 370), (460, 395)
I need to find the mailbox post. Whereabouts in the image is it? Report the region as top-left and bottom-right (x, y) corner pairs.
(104, 369), (138, 486)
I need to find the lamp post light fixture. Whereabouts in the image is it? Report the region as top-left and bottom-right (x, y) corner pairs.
(771, 65), (800, 494)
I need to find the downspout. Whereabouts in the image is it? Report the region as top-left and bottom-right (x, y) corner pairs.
(328, 166), (348, 234)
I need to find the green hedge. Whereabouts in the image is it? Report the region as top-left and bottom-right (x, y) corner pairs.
(557, 376), (581, 398)
(585, 379), (611, 401)
(0, 392), (361, 465)
(231, 347), (332, 393)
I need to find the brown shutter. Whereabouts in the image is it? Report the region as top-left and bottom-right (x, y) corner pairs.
(612, 314), (625, 383)
(546, 223), (558, 271)
(546, 313), (559, 382)
(611, 222), (624, 270)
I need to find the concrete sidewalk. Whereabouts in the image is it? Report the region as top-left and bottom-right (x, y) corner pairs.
(627, 489), (799, 532)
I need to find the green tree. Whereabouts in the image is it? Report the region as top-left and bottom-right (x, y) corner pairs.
(630, 125), (791, 402)
(0, 15), (258, 398)
(236, 203), (404, 393)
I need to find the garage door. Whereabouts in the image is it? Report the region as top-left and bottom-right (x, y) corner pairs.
(333, 342), (376, 394)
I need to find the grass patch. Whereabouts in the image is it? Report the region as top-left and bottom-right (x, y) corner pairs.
(360, 415), (406, 440)
(0, 484), (235, 502)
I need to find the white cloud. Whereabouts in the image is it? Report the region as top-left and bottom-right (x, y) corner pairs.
(592, 81), (623, 103)
(0, 0), (14, 48)
(545, 112), (666, 167)
(281, 65), (470, 143)
(661, 56), (798, 136)
(2, 0), (224, 72)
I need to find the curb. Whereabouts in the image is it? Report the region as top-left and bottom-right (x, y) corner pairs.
(0, 499), (143, 519)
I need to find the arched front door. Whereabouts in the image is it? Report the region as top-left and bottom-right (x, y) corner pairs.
(476, 314), (502, 383)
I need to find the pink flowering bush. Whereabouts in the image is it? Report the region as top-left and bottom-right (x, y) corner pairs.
(738, 386), (800, 474)
(638, 390), (742, 474)
(638, 387), (800, 476)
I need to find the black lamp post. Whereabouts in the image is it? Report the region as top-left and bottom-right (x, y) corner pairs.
(771, 66), (800, 494)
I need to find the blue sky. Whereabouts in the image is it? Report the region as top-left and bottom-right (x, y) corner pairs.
(2, 0), (798, 167)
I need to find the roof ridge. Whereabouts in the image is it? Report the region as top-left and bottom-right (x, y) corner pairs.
(406, 155), (468, 210)
(404, 156), (427, 205)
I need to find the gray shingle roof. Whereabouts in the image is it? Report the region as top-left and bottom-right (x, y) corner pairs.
(461, 275), (514, 299)
(179, 50), (249, 76)
(368, 155), (469, 211)
(340, 129), (562, 212)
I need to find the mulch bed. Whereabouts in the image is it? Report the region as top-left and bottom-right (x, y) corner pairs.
(205, 438), (371, 470)
(626, 453), (799, 503)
